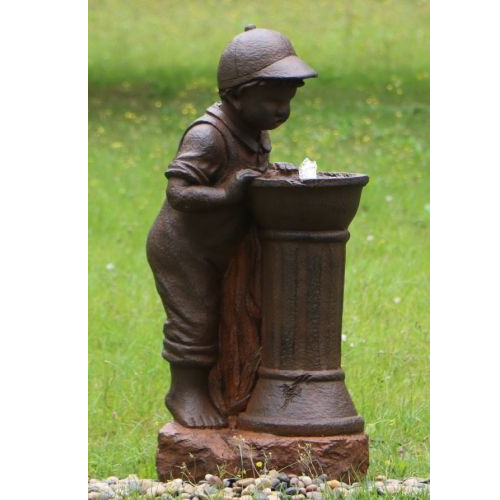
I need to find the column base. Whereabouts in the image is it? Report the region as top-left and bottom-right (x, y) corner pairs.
(237, 368), (365, 436)
(157, 422), (369, 483)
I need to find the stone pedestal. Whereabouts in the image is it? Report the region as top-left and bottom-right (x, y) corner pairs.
(157, 422), (369, 482)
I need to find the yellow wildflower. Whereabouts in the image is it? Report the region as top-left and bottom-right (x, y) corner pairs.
(182, 103), (196, 116)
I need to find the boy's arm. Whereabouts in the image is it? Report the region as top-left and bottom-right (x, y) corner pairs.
(166, 123), (225, 185)
(165, 122), (260, 212)
(167, 170), (260, 212)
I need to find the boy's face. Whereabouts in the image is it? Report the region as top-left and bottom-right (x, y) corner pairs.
(233, 81), (299, 131)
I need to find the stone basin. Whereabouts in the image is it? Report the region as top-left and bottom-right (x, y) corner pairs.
(249, 171), (369, 232)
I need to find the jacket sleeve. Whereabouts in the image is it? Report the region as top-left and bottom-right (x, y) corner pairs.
(165, 123), (227, 185)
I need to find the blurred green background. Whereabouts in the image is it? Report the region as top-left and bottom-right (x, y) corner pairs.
(89, 0), (429, 480)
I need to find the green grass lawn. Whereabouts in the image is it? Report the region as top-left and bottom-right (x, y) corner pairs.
(89, 0), (429, 481)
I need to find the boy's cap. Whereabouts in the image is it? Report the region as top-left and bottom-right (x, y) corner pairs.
(217, 26), (318, 90)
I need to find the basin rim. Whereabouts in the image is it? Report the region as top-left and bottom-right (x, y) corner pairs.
(252, 172), (369, 188)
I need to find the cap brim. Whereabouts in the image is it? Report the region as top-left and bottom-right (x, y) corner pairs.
(253, 55), (318, 80)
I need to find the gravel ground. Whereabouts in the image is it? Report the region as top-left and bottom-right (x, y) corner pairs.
(88, 472), (430, 499)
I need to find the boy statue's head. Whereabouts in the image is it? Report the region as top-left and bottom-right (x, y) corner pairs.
(217, 26), (317, 132)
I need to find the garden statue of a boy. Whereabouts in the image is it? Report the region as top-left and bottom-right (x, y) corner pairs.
(147, 26), (317, 428)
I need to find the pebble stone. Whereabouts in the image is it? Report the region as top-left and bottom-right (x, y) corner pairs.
(241, 483), (256, 495)
(327, 479), (341, 489)
(307, 493), (323, 500)
(270, 478), (281, 489)
(88, 473), (430, 498)
(236, 478), (255, 487)
(255, 477), (272, 489)
(299, 476), (313, 487)
(278, 472), (290, 484)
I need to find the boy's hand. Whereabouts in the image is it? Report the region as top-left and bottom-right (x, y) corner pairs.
(274, 162), (298, 173)
(225, 169), (261, 203)
(235, 168), (262, 182)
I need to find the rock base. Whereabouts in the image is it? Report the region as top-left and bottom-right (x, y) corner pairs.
(157, 422), (369, 483)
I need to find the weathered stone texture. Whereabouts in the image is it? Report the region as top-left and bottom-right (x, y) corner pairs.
(157, 422), (369, 482)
